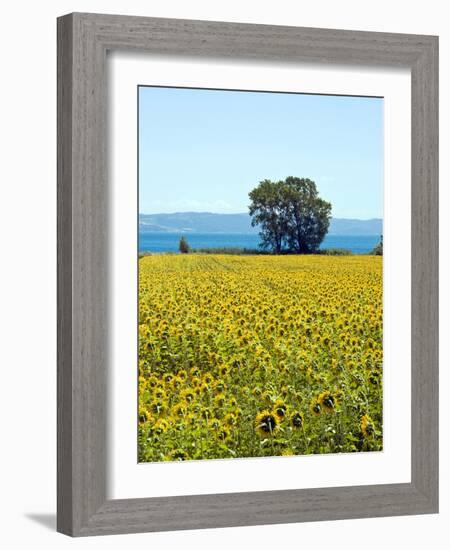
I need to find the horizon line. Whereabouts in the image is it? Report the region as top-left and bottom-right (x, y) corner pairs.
(139, 211), (383, 221)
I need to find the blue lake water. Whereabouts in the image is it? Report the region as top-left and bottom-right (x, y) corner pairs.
(139, 232), (380, 254)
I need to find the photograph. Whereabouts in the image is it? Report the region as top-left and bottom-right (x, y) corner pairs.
(137, 85), (384, 463)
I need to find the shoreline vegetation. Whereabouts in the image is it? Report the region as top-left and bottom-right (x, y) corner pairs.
(139, 245), (382, 258)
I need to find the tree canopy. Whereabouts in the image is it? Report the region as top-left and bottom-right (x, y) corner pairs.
(179, 236), (190, 254)
(371, 235), (383, 256)
(248, 177), (332, 254)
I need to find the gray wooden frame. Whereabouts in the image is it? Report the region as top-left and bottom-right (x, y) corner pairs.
(57, 12), (438, 537)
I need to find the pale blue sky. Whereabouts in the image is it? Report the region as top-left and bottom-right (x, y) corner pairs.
(139, 86), (383, 219)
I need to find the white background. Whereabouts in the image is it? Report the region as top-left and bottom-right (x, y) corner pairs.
(0, 1), (447, 549)
(109, 55), (411, 498)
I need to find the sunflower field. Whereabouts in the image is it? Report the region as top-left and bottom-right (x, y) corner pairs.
(138, 254), (383, 462)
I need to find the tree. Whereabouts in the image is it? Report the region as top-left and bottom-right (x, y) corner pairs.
(283, 177), (332, 253)
(179, 236), (190, 254)
(248, 177), (331, 254)
(248, 179), (289, 253)
(371, 235), (383, 255)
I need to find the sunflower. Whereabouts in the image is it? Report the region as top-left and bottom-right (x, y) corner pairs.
(138, 254), (383, 461)
(361, 414), (375, 438)
(149, 401), (165, 415)
(229, 397), (238, 409)
(219, 364), (230, 377)
(162, 373), (174, 385)
(273, 400), (288, 420)
(154, 418), (169, 435)
(216, 426), (231, 442)
(252, 386), (262, 397)
(189, 366), (201, 378)
(185, 412), (197, 426)
(214, 393), (226, 408)
(318, 390), (337, 413)
(321, 335), (330, 347)
(208, 417), (221, 430)
(146, 375), (159, 389)
(138, 408), (149, 424)
(291, 412), (303, 428)
(153, 387), (166, 401)
(171, 377), (182, 390)
(255, 411), (279, 436)
(172, 402), (187, 418)
(224, 412), (238, 427)
(180, 388), (195, 402)
(213, 381), (225, 394)
(310, 400), (321, 416)
(166, 450), (187, 461)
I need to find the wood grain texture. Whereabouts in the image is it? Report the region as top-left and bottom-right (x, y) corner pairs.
(57, 13), (74, 535)
(57, 12), (439, 537)
(410, 37), (439, 505)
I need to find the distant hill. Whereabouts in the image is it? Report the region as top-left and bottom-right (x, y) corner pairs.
(139, 212), (382, 236)
(139, 212), (254, 234)
(328, 218), (383, 235)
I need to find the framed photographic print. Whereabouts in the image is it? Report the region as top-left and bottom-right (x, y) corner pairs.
(137, 86), (384, 464)
(57, 13), (438, 536)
